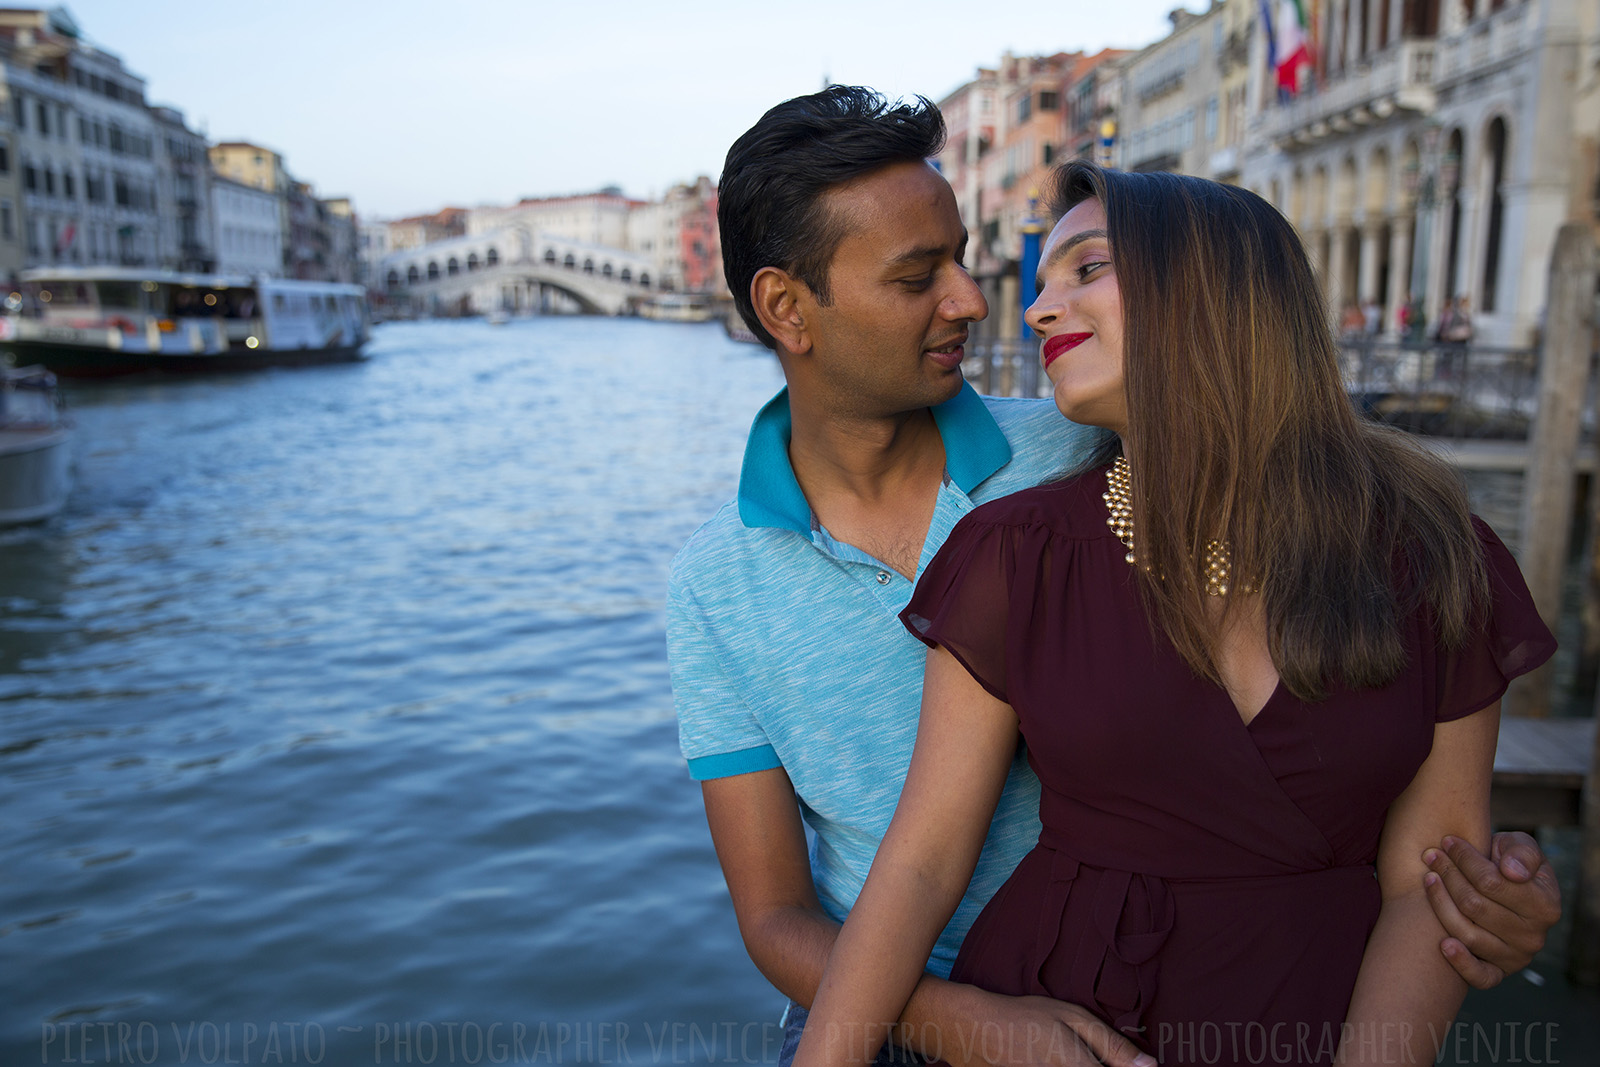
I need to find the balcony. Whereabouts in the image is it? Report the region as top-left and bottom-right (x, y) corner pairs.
(1255, 39), (1436, 151)
(1434, 4), (1533, 87)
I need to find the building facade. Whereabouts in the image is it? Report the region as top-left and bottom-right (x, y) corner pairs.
(0, 8), (164, 269)
(211, 173), (282, 277)
(151, 105), (213, 272)
(1240, 0), (1593, 343)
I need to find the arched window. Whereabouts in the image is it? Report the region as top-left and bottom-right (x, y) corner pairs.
(543, 248), (557, 264)
(427, 261), (440, 281)
(639, 271), (650, 288)
(563, 253), (576, 269)
(582, 258), (594, 274)
(467, 251), (480, 271)
(407, 265), (420, 284)
(447, 257), (460, 276)
(1481, 118), (1507, 312)
(386, 269), (401, 289)
(601, 262), (614, 279)
(486, 247), (500, 267)
(619, 267), (632, 283)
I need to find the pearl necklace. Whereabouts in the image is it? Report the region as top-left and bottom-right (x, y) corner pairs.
(1102, 456), (1246, 597)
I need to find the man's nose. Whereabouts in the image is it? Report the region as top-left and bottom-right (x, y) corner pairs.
(943, 270), (988, 322)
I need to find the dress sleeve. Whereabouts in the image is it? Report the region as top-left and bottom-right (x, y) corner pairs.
(1434, 517), (1558, 722)
(900, 512), (1026, 705)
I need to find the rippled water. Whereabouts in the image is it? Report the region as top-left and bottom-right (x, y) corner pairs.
(0, 319), (787, 1065)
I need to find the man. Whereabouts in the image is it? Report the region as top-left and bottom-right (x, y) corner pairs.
(668, 86), (1560, 1067)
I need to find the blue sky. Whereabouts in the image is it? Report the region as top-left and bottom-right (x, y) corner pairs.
(61, 0), (1202, 219)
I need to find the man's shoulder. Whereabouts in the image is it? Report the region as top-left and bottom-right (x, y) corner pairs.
(669, 498), (796, 604)
(976, 394), (1098, 489)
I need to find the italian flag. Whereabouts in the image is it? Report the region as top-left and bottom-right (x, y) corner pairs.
(1269, 0), (1313, 93)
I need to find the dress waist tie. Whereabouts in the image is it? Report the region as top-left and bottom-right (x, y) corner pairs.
(1029, 846), (1176, 1042)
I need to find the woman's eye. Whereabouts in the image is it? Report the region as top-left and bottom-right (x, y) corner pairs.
(1077, 260), (1108, 282)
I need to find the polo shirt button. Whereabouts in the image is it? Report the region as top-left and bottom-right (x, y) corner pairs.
(876, 571), (891, 585)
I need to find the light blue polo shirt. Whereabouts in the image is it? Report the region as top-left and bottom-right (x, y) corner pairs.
(667, 382), (1098, 978)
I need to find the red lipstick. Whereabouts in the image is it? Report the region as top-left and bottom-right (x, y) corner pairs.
(1042, 332), (1092, 369)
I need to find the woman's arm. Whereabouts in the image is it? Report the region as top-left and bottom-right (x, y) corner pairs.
(1337, 700), (1501, 1065)
(792, 646), (1022, 1067)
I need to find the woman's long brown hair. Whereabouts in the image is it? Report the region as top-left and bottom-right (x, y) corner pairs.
(1048, 161), (1489, 700)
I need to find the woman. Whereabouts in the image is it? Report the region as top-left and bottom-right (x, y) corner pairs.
(791, 163), (1555, 1067)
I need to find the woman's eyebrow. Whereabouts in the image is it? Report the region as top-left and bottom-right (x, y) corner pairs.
(1037, 228), (1109, 290)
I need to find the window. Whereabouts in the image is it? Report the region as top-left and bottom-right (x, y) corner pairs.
(1039, 91), (1059, 111)
(0, 140), (8, 174)
(485, 247), (499, 267)
(62, 170), (74, 199)
(0, 199), (12, 241)
(1042, 143), (1056, 167)
(36, 101), (48, 136)
(12, 93), (23, 129)
(1205, 97), (1219, 143)
(42, 166), (54, 196)
(1018, 94), (1032, 122)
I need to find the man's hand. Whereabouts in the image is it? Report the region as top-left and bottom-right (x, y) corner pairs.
(1422, 831), (1562, 989)
(911, 986), (1154, 1067)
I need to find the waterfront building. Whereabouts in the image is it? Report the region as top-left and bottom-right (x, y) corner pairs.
(0, 56), (24, 278)
(322, 197), (359, 286)
(1114, 5), (1227, 176)
(151, 105), (213, 272)
(469, 190), (637, 251)
(386, 207), (466, 253)
(211, 174), (282, 278)
(0, 7), (162, 269)
(285, 180), (324, 280)
(208, 141), (289, 196)
(936, 67), (999, 259)
(1240, 0), (1595, 344)
(624, 176), (720, 293)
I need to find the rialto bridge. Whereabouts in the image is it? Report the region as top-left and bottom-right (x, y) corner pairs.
(378, 227), (657, 316)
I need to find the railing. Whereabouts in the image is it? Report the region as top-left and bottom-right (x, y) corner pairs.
(1254, 40), (1436, 147)
(966, 334), (1559, 442)
(1338, 339), (1547, 440)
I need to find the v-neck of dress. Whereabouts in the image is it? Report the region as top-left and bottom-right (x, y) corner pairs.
(1231, 675), (1286, 730)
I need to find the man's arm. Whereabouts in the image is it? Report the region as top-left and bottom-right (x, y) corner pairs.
(1422, 831), (1562, 988)
(700, 767), (1150, 1067)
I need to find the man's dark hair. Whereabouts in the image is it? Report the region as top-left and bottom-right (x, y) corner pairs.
(718, 86), (946, 349)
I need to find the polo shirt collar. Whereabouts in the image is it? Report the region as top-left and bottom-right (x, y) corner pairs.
(736, 382), (1013, 533)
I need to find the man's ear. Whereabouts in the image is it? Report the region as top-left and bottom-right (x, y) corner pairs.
(751, 267), (812, 356)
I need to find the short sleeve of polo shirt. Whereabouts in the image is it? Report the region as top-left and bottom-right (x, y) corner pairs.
(667, 567), (783, 781)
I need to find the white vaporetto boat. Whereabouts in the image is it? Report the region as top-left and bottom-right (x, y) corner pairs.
(0, 268), (369, 377)
(0, 364), (71, 525)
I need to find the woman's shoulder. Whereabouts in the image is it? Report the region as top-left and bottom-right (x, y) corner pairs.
(964, 465), (1112, 542)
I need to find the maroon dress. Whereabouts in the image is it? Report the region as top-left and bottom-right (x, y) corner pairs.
(899, 466), (1556, 1067)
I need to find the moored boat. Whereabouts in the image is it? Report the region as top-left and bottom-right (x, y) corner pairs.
(637, 292), (716, 323)
(0, 364), (71, 525)
(0, 268), (369, 377)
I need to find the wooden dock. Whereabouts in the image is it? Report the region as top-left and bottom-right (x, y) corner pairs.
(1492, 717), (1596, 828)
(1416, 438), (1599, 474)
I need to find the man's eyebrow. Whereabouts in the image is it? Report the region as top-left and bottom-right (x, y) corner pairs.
(1036, 228), (1109, 289)
(887, 230), (970, 269)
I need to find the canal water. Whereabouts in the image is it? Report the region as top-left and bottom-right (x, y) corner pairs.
(0, 318), (1585, 1066)
(0, 319), (788, 1065)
